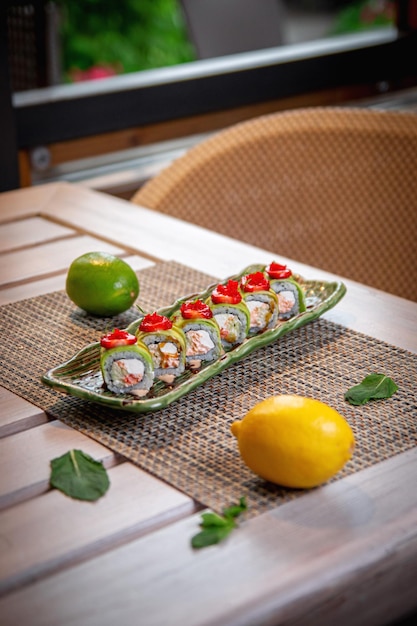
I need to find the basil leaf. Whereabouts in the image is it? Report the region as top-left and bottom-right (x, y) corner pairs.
(191, 498), (248, 549)
(191, 524), (234, 549)
(345, 373), (398, 406)
(50, 449), (110, 501)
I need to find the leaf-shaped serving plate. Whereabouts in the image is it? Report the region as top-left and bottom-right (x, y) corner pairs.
(42, 264), (346, 413)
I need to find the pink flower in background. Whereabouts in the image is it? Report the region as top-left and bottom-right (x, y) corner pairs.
(69, 65), (119, 82)
(360, 0), (395, 24)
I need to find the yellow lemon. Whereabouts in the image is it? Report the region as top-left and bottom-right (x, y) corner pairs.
(230, 395), (355, 488)
(66, 251), (139, 316)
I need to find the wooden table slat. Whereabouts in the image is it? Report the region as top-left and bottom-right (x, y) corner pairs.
(0, 449), (415, 626)
(0, 255), (154, 306)
(0, 216), (76, 253)
(0, 387), (47, 438)
(0, 274), (73, 306)
(0, 183), (61, 221)
(0, 462), (196, 597)
(0, 420), (119, 510)
(0, 236), (126, 287)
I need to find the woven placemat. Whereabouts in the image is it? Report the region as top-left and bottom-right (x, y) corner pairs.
(1, 261), (416, 518)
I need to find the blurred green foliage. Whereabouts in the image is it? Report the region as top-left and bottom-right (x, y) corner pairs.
(56, 1), (395, 82)
(57, 0), (196, 80)
(330, 0), (395, 34)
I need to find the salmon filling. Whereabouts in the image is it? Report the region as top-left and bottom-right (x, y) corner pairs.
(185, 329), (215, 357)
(111, 358), (145, 387)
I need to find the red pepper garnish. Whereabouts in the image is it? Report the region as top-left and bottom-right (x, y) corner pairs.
(139, 312), (172, 332)
(180, 299), (213, 319)
(265, 262), (292, 280)
(241, 271), (270, 292)
(100, 328), (137, 349)
(211, 280), (242, 304)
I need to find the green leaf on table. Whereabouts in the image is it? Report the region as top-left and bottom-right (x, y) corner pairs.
(191, 497), (247, 549)
(191, 524), (235, 549)
(50, 449), (110, 501)
(344, 373), (398, 406)
(200, 512), (231, 528)
(223, 496), (247, 520)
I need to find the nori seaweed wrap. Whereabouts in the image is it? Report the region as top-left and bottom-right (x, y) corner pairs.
(100, 329), (154, 396)
(239, 272), (279, 336)
(206, 280), (250, 350)
(264, 262), (306, 320)
(136, 312), (186, 384)
(173, 299), (223, 369)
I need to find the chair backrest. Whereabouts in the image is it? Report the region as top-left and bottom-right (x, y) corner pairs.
(131, 107), (417, 301)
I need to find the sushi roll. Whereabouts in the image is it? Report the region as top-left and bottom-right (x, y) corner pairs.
(240, 271), (279, 336)
(173, 299), (223, 369)
(136, 312), (186, 384)
(100, 328), (154, 397)
(206, 280), (250, 351)
(264, 262), (306, 320)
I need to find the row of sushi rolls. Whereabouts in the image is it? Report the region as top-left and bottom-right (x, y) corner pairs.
(100, 262), (306, 397)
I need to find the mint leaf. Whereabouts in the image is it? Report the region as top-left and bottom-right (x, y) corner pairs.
(50, 449), (110, 501)
(191, 524), (235, 549)
(223, 496), (247, 520)
(200, 512), (231, 527)
(345, 373), (398, 406)
(191, 498), (247, 549)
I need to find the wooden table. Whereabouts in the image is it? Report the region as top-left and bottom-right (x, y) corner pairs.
(0, 183), (416, 626)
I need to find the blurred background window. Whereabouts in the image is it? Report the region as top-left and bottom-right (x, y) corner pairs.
(6, 0), (397, 91)
(5, 0), (414, 195)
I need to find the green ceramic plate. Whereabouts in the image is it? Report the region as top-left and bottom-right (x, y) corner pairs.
(42, 264), (346, 413)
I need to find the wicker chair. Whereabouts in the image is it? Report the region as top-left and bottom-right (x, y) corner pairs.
(131, 107), (417, 302)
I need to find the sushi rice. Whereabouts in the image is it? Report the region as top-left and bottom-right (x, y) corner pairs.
(270, 279), (306, 320)
(100, 342), (154, 396)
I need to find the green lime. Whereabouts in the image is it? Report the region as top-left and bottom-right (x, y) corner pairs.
(66, 251), (139, 316)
